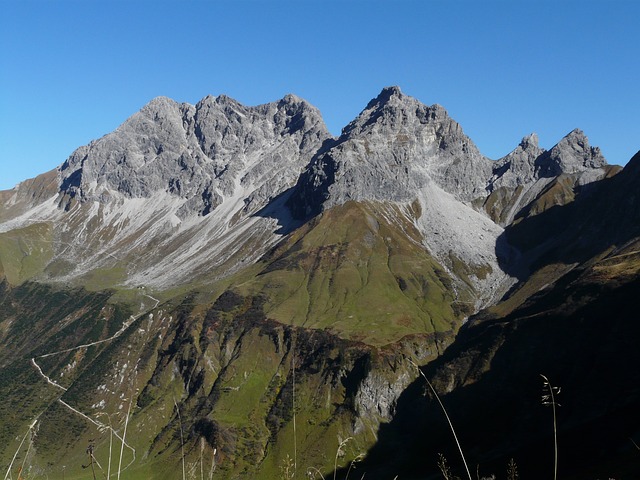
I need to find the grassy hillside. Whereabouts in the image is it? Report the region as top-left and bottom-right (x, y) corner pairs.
(236, 201), (471, 346)
(1, 200), (462, 479)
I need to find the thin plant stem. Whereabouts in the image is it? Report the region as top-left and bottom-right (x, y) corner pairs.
(541, 374), (559, 480)
(90, 451), (97, 480)
(200, 437), (204, 480)
(334, 437), (352, 480)
(117, 399), (132, 480)
(174, 397), (186, 480)
(345, 453), (364, 480)
(552, 393), (558, 480)
(107, 420), (113, 479)
(410, 360), (472, 480)
(306, 466), (326, 480)
(208, 447), (217, 480)
(18, 430), (34, 479)
(291, 336), (297, 479)
(4, 419), (37, 480)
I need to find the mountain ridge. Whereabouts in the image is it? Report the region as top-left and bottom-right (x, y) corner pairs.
(1, 87), (637, 480)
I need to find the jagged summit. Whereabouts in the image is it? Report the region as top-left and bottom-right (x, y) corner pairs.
(541, 128), (607, 175)
(341, 86), (450, 139)
(1, 87), (617, 293)
(358, 85), (404, 110)
(292, 87), (493, 222)
(379, 84), (402, 96)
(520, 132), (539, 149)
(141, 95), (180, 111)
(490, 128), (608, 184)
(58, 92), (330, 217)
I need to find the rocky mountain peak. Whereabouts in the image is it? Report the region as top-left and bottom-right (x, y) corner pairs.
(141, 95), (181, 114)
(369, 85), (404, 106)
(290, 88), (493, 219)
(536, 128), (607, 177)
(340, 86), (411, 137)
(57, 92), (330, 218)
(520, 132), (540, 149)
(488, 133), (546, 189)
(280, 93), (304, 105)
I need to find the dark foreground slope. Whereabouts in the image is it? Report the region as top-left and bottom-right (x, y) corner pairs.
(351, 152), (640, 480)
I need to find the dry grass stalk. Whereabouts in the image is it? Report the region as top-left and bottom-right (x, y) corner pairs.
(107, 420), (114, 479)
(174, 397), (186, 480)
(410, 360), (472, 480)
(17, 426), (36, 480)
(200, 437), (205, 480)
(333, 436), (352, 480)
(86, 442), (97, 480)
(291, 338), (298, 479)
(117, 399), (132, 480)
(437, 453), (460, 480)
(541, 374), (561, 480)
(208, 447), (217, 480)
(306, 466), (326, 480)
(280, 453), (295, 479)
(3, 418), (38, 480)
(506, 458), (518, 480)
(344, 452), (364, 480)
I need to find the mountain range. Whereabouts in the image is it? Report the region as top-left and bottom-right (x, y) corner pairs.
(1, 86), (638, 479)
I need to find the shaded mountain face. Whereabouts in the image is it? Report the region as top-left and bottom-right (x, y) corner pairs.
(354, 163), (640, 479)
(0, 87), (636, 479)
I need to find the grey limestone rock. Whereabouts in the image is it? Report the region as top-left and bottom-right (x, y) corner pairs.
(488, 133), (545, 192)
(290, 86), (494, 218)
(58, 93), (330, 218)
(487, 129), (607, 194)
(535, 128), (607, 177)
(483, 129), (609, 225)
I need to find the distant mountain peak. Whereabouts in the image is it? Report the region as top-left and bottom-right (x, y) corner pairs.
(520, 132), (540, 149)
(536, 128), (607, 177)
(373, 85), (404, 103)
(280, 93), (305, 104)
(290, 88), (493, 220)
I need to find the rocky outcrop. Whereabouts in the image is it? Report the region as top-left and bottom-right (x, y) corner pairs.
(58, 93), (330, 218)
(536, 128), (607, 177)
(488, 133), (545, 192)
(483, 129), (612, 226)
(290, 86), (493, 218)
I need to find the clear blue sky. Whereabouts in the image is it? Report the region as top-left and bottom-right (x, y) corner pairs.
(1, 0), (638, 190)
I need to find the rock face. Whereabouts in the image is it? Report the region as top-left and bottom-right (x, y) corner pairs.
(290, 86), (493, 219)
(483, 129), (612, 226)
(0, 94), (331, 289)
(0, 86), (614, 304)
(536, 128), (607, 177)
(488, 133), (545, 192)
(59, 94), (330, 218)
